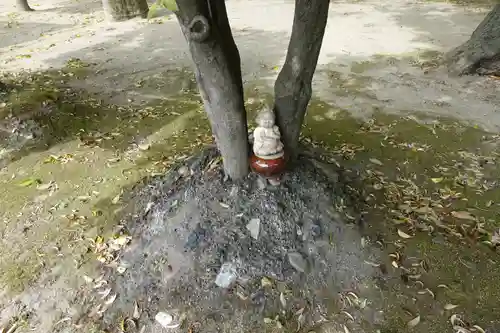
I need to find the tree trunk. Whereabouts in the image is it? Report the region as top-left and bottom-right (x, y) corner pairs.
(101, 0), (149, 22)
(175, 0), (249, 180)
(16, 0), (33, 11)
(273, 0), (330, 161)
(445, 4), (500, 76)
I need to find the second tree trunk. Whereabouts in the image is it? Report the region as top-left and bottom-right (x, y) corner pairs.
(16, 0), (33, 11)
(101, 0), (149, 21)
(274, 0), (330, 161)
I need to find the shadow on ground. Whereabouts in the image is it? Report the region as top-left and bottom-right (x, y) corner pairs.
(0, 20), (74, 48)
(0, 67), (204, 166)
(382, 0), (491, 49)
(40, 23), (288, 101)
(49, 0), (103, 15)
(0, 21), (287, 164)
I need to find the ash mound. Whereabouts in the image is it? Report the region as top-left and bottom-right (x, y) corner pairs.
(101, 148), (383, 332)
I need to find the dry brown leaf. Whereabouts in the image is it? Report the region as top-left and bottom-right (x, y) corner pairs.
(407, 315), (420, 328)
(279, 292), (287, 308)
(369, 158), (383, 166)
(451, 211), (475, 221)
(450, 314), (465, 326)
(98, 288), (112, 299)
(133, 301), (141, 319)
(397, 229), (413, 239)
(472, 325), (486, 333)
(364, 260), (380, 267)
(111, 193), (121, 204)
(453, 326), (471, 333)
(444, 304), (459, 310)
(77, 195), (91, 202)
(138, 143), (150, 151)
(105, 293), (117, 305)
(341, 311), (354, 321)
(261, 277), (273, 287)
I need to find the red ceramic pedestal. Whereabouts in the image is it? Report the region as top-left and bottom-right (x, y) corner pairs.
(250, 154), (287, 180)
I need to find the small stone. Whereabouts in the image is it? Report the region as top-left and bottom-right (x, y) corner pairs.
(178, 166), (190, 177)
(229, 185), (239, 197)
(268, 178), (281, 186)
(288, 252), (307, 273)
(215, 262), (238, 288)
(184, 225), (206, 250)
(155, 312), (174, 328)
(246, 218), (261, 240)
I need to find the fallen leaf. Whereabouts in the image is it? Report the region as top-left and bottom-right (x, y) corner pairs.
(133, 301), (141, 319)
(77, 195), (91, 202)
(83, 275), (93, 284)
(145, 202), (154, 213)
(369, 158), (383, 166)
(397, 229), (413, 239)
(98, 288), (112, 299)
(138, 143), (150, 151)
(343, 325), (351, 333)
(341, 311), (354, 321)
(444, 304), (459, 310)
(120, 317), (136, 332)
(453, 326), (471, 333)
(113, 235), (131, 246)
(279, 292), (286, 308)
(111, 193), (121, 204)
(261, 276), (273, 287)
(117, 264), (127, 274)
(105, 293), (117, 305)
(407, 315), (420, 328)
(364, 260), (380, 267)
(451, 211), (475, 221)
(19, 177), (41, 187)
(450, 314), (465, 326)
(431, 177), (444, 183)
(472, 325), (486, 333)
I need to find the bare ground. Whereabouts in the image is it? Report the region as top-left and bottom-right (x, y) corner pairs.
(0, 0), (500, 332)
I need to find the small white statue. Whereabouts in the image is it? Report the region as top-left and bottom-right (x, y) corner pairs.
(253, 106), (285, 160)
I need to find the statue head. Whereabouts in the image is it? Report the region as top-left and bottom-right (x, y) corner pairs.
(255, 106), (275, 128)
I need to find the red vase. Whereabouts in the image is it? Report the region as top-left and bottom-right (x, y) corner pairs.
(250, 154), (287, 178)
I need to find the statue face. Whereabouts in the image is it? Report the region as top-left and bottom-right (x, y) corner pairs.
(256, 108), (275, 128)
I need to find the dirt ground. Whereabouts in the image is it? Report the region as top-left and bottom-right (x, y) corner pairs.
(0, 0), (500, 332)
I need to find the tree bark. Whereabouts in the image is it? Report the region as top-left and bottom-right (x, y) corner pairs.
(16, 0), (33, 11)
(101, 0), (149, 22)
(175, 0), (249, 180)
(445, 4), (500, 76)
(273, 0), (330, 162)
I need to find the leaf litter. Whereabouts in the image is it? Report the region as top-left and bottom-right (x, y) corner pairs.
(2, 70), (498, 333)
